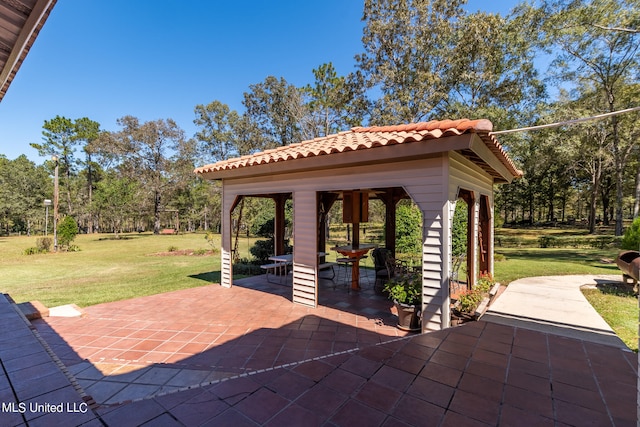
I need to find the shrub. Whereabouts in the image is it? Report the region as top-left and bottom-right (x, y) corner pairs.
(494, 253), (506, 262)
(205, 231), (218, 249)
(452, 201), (468, 257)
(36, 237), (52, 252)
(58, 216), (79, 249)
(396, 202), (422, 255)
(24, 247), (44, 255)
(621, 218), (640, 250)
(168, 245), (179, 252)
(538, 235), (558, 248)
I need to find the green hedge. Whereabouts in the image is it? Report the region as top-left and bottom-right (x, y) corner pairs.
(496, 235), (621, 249)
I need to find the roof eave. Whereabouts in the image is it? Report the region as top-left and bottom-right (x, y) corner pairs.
(196, 133), (476, 181)
(0, 0), (57, 102)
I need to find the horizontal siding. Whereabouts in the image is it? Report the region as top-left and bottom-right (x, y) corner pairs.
(448, 152), (493, 199)
(220, 249), (232, 288)
(292, 264), (316, 307)
(292, 191), (318, 307)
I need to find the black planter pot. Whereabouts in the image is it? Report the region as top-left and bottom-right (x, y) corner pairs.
(394, 301), (421, 332)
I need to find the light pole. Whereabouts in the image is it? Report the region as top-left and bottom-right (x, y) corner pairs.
(44, 199), (51, 236)
(52, 155), (59, 252)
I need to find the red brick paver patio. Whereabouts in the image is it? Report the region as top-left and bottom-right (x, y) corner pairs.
(6, 273), (637, 426)
(33, 273), (407, 405)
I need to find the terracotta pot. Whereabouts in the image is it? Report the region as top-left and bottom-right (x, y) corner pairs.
(394, 301), (421, 332)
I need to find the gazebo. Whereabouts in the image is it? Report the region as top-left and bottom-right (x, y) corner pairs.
(195, 119), (522, 331)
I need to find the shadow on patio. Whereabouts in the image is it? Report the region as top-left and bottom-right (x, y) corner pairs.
(22, 273), (638, 426)
(32, 272), (406, 405)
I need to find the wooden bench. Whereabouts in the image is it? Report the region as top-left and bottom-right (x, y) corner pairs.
(160, 228), (176, 235)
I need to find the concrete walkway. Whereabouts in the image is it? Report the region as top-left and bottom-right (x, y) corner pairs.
(483, 275), (629, 348)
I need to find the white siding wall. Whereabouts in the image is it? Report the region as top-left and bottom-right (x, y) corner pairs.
(292, 191), (318, 307)
(220, 182), (233, 288)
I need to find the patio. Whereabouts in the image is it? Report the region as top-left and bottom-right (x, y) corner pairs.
(31, 270), (405, 406)
(1, 272), (635, 426)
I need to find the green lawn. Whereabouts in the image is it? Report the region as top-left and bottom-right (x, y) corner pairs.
(1, 231), (636, 352)
(493, 247), (621, 285)
(582, 284), (638, 351)
(0, 233), (227, 308)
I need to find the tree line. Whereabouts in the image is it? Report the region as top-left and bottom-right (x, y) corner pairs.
(0, 0), (638, 237)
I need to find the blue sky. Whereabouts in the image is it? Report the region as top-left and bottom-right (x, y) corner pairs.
(0, 0), (521, 163)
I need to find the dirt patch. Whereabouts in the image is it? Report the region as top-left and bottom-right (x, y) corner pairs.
(152, 249), (215, 256)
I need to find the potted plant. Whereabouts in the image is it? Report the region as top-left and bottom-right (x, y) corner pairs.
(451, 273), (495, 325)
(384, 273), (422, 332)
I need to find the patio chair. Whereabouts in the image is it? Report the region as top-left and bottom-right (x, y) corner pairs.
(335, 253), (357, 289)
(372, 248), (394, 294)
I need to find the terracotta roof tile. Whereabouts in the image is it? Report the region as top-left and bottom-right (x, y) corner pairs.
(194, 119), (522, 179)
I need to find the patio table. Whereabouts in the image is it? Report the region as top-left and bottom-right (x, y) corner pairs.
(264, 254), (293, 284)
(331, 244), (377, 291)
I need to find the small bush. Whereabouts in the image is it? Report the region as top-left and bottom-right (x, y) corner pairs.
(250, 238), (292, 263)
(58, 216), (79, 249)
(168, 245), (179, 252)
(457, 290), (483, 313)
(36, 237), (52, 252)
(621, 217), (640, 250)
(233, 258), (264, 276)
(538, 235), (558, 248)
(205, 231), (218, 249)
(67, 244), (81, 252)
(24, 247), (44, 255)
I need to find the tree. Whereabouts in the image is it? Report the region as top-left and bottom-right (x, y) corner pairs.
(100, 116), (186, 234)
(193, 100), (239, 163)
(74, 117), (101, 233)
(443, 11), (545, 127)
(303, 62), (361, 137)
(0, 155), (50, 234)
(356, 0), (465, 123)
(31, 116), (78, 215)
(94, 173), (138, 238)
(533, 0), (640, 235)
(58, 215), (79, 249)
(243, 76), (306, 149)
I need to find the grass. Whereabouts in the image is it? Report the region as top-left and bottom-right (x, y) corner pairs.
(0, 233), (231, 308)
(1, 229), (637, 351)
(493, 247), (621, 285)
(582, 283), (638, 351)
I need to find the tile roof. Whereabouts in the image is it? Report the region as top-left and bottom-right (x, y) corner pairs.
(194, 118), (522, 179)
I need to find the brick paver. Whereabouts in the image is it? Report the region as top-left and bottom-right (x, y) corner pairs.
(1, 273), (636, 426)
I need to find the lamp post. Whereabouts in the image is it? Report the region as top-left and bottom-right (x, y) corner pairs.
(52, 155), (59, 252)
(44, 199), (51, 236)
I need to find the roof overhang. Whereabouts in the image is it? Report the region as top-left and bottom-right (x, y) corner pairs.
(195, 119), (523, 184)
(0, 0), (57, 102)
